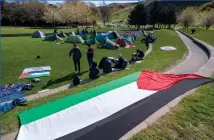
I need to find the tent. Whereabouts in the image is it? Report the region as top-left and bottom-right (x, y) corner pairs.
(96, 33), (107, 43)
(65, 35), (84, 43)
(101, 39), (119, 49)
(32, 31), (45, 38)
(124, 34), (134, 43)
(107, 31), (120, 39)
(44, 34), (63, 42)
(57, 32), (67, 38)
(116, 38), (135, 48)
(69, 32), (75, 35)
(85, 37), (97, 45)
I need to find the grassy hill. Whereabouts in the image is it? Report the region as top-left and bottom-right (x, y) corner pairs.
(109, 1), (211, 23)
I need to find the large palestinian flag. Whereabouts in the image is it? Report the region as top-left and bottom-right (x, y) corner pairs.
(16, 71), (213, 140)
(19, 66), (51, 79)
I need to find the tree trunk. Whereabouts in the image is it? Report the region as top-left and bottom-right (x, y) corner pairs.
(9, 19), (13, 27)
(33, 20), (37, 28)
(14, 20), (17, 28)
(137, 25), (140, 30)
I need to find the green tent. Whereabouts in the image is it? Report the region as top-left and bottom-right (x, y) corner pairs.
(44, 34), (63, 42)
(65, 35), (84, 43)
(69, 32), (75, 35)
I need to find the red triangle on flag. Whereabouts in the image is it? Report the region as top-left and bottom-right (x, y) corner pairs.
(19, 73), (31, 79)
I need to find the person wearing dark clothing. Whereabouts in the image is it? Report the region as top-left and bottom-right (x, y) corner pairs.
(103, 59), (112, 73)
(93, 29), (96, 38)
(136, 49), (144, 60)
(89, 61), (100, 79)
(69, 44), (82, 73)
(130, 49), (144, 63)
(117, 54), (128, 69)
(54, 29), (57, 34)
(86, 44), (94, 67)
(99, 57), (108, 69)
(73, 73), (81, 86)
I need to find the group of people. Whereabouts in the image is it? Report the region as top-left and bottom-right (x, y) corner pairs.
(69, 43), (145, 86)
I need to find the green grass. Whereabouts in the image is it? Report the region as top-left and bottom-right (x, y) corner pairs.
(181, 28), (214, 47)
(2, 34), (146, 96)
(110, 6), (134, 23)
(131, 76), (214, 140)
(1, 29), (187, 135)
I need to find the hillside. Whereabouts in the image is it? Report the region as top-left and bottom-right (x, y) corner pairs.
(109, 0), (211, 23)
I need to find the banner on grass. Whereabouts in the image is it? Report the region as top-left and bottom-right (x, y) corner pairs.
(19, 66), (51, 79)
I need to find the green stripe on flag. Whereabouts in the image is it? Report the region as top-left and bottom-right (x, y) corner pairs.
(19, 72), (140, 125)
(25, 74), (50, 79)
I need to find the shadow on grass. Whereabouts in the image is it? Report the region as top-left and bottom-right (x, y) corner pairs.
(42, 70), (88, 89)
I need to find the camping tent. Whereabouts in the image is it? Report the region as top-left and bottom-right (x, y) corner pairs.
(57, 32), (67, 38)
(69, 32), (75, 35)
(101, 39), (119, 49)
(96, 33), (107, 43)
(65, 35), (84, 43)
(32, 31), (45, 38)
(107, 31), (120, 39)
(44, 34), (63, 42)
(116, 38), (135, 48)
(124, 34), (134, 43)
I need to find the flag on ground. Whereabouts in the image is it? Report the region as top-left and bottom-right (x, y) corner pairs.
(19, 66), (51, 79)
(16, 70), (213, 140)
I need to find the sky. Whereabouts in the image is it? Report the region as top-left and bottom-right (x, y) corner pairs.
(48, 0), (138, 6)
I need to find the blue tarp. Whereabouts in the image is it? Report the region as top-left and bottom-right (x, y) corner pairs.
(0, 82), (26, 103)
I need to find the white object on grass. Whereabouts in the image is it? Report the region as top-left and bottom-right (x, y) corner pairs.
(160, 46), (177, 51)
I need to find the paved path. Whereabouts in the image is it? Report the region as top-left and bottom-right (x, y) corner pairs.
(165, 31), (208, 74)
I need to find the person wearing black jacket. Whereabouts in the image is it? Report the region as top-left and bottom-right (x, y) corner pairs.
(69, 43), (82, 73)
(86, 44), (94, 67)
(89, 61), (100, 79)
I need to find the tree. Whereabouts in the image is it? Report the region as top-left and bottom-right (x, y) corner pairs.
(99, 5), (111, 26)
(148, 1), (160, 28)
(159, 5), (177, 28)
(128, 3), (148, 30)
(177, 7), (197, 28)
(23, 2), (45, 27)
(199, 10), (214, 29)
(43, 5), (62, 27)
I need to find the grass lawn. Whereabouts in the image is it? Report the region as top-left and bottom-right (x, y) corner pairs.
(1, 26), (138, 34)
(181, 28), (214, 47)
(131, 76), (214, 140)
(1, 29), (188, 135)
(2, 34), (146, 96)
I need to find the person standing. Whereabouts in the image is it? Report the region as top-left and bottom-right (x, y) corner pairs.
(86, 44), (94, 67)
(69, 43), (82, 74)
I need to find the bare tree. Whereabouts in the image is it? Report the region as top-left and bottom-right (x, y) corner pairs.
(43, 5), (62, 27)
(199, 10), (214, 29)
(23, 2), (45, 27)
(99, 4), (111, 26)
(176, 7), (197, 28)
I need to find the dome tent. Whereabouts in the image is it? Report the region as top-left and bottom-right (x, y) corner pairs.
(44, 34), (63, 42)
(57, 32), (67, 38)
(100, 38), (120, 49)
(116, 38), (135, 48)
(65, 35), (84, 43)
(96, 33), (107, 43)
(106, 31), (120, 39)
(32, 31), (45, 38)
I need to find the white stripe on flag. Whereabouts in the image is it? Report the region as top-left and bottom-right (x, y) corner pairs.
(23, 66), (51, 73)
(30, 72), (50, 76)
(17, 82), (157, 140)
